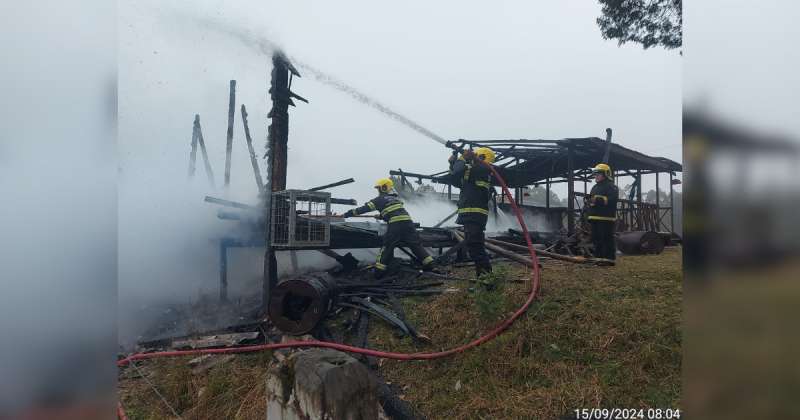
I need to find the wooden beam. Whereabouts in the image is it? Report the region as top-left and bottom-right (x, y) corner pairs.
(567, 146), (575, 235)
(224, 80), (236, 188)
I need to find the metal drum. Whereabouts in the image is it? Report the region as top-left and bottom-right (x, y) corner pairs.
(268, 272), (338, 335)
(615, 231), (666, 255)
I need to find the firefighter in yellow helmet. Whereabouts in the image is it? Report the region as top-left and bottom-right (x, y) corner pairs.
(585, 164), (619, 266)
(448, 147), (495, 285)
(343, 178), (434, 279)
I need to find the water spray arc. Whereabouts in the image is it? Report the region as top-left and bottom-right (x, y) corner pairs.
(120, 36), (540, 364)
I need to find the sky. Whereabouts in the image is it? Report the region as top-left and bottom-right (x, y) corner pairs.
(117, 1), (682, 305)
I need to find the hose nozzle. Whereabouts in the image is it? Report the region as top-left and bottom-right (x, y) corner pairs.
(445, 140), (466, 153)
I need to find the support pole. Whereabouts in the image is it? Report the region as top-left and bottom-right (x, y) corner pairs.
(196, 117), (215, 187)
(636, 170), (643, 230)
(220, 241), (228, 301)
(655, 172), (661, 230)
(224, 80), (236, 188)
(241, 104), (265, 194)
(188, 116), (199, 179)
(670, 173), (675, 237)
(545, 178), (550, 222)
(567, 146), (575, 235)
(264, 54), (303, 313)
(603, 128), (613, 164)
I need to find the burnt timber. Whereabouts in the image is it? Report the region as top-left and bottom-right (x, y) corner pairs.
(390, 137), (683, 237)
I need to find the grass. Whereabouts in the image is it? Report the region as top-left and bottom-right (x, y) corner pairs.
(118, 248), (682, 419)
(473, 264), (511, 321)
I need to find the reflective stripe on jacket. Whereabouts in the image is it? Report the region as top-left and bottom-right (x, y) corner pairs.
(587, 177), (619, 222)
(449, 157), (491, 226)
(349, 193), (412, 223)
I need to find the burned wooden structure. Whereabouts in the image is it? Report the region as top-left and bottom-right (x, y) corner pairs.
(389, 136), (683, 239)
(196, 52), (682, 317)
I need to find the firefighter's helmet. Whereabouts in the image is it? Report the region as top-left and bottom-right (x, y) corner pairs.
(591, 163), (612, 180)
(375, 178), (394, 193)
(474, 147), (496, 165)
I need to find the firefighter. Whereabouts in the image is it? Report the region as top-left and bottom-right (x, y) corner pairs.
(448, 147), (495, 283)
(343, 178), (434, 279)
(585, 163), (619, 266)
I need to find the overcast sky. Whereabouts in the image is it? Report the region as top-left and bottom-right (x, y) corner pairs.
(118, 1), (682, 303)
(119, 0), (681, 198)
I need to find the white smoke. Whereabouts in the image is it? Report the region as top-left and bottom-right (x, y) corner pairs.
(399, 192), (552, 233)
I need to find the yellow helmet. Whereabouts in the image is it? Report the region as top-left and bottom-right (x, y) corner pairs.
(474, 147), (495, 165)
(591, 163), (612, 179)
(374, 178), (394, 193)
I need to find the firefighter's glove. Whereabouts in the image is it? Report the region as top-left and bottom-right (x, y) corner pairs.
(448, 154), (457, 163)
(342, 210), (354, 218)
(462, 150), (476, 161)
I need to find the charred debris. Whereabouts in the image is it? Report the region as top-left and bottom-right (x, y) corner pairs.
(127, 51), (682, 384)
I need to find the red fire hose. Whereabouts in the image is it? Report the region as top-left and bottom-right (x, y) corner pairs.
(119, 155), (538, 366)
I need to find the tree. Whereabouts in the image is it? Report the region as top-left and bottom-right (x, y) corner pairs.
(596, 0), (682, 52)
(388, 175), (439, 193)
(389, 175), (410, 192)
(416, 184), (437, 193)
(524, 186), (566, 207)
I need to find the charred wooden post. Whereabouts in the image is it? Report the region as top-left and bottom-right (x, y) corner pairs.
(308, 178), (355, 192)
(195, 116), (215, 186)
(263, 53), (305, 313)
(670, 173), (675, 236)
(224, 80), (236, 188)
(433, 209), (458, 228)
(317, 249), (360, 271)
(483, 236), (589, 264)
(545, 178), (550, 221)
(268, 272), (337, 335)
(567, 145), (575, 235)
(454, 230), (545, 269)
(603, 128), (613, 164)
(636, 170), (644, 230)
(241, 105), (265, 194)
(220, 241), (228, 301)
(188, 116), (199, 179)
(656, 171), (661, 230)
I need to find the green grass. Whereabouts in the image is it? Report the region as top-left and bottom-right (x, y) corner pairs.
(119, 248), (682, 420)
(372, 249), (683, 419)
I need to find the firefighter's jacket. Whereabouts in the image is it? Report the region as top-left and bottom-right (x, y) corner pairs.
(346, 193), (412, 223)
(449, 156), (491, 226)
(587, 177), (619, 222)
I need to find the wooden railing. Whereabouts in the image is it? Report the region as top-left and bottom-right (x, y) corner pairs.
(573, 192), (673, 233)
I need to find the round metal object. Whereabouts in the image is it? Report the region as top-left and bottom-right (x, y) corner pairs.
(615, 231), (665, 256)
(268, 272), (338, 335)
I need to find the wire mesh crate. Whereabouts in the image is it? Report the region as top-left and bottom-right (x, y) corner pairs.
(270, 190), (331, 248)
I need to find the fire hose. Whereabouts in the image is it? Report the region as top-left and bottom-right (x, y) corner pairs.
(119, 144), (537, 362)
(117, 143), (539, 416)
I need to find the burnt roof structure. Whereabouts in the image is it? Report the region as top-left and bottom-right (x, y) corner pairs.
(390, 133), (683, 238)
(396, 137), (682, 189)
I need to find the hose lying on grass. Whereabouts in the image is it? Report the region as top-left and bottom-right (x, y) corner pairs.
(118, 155), (538, 365)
